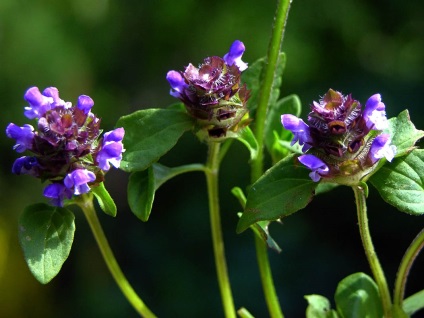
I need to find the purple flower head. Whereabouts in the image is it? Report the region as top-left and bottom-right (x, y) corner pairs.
(167, 41), (250, 140)
(363, 94), (388, 130)
(281, 89), (396, 183)
(166, 71), (188, 99)
(281, 114), (313, 151)
(12, 156), (39, 176)
(96, 127), (125, 171)
(369, 134), (397, 164)
(6, 123), (35, 153)
(43, 183), (73, 207)
(8, 87), (126, 206)
(77, 95), (94, 114)
(223, 40), (248, 71)
(298, 154), (329, 182)
(64, 169), (96, 195)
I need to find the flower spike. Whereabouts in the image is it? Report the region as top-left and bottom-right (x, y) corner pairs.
(281, 89), (396, 183)
(7, 86), (126, 206)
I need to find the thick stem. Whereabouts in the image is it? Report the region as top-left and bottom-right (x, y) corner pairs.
(251, 0), (292, 181)
(77, 195), (156, 318)
(353, 186), (392, 317)
(248, 1), (292, 317)
(393, 228), (424, 308)
(205, 142), (236, 318)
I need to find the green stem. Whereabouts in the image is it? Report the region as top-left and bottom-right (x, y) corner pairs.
(248, 1), (292, 317)
(353, 185), (392, 317)
(251, 0), (292, 181)
(76, 195), (157, 318)
(255, 235), (284, 318)
(393, 228), (424, 308)
(205, 142), (236, 318)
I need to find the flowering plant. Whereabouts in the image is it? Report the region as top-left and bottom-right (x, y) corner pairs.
(5, 1), (424, 317)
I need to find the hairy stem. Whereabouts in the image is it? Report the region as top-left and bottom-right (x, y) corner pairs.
(205, 142), (236, 318)
(393, 228), (424, 308)
(77, 195), (156, 318)
(353, 185), (392, 317)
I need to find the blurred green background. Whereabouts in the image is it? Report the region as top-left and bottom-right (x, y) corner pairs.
(1, 0), (424, 317)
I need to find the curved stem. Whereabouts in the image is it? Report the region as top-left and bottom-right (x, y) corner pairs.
(205, 142), (236, 318)
(76, 195), (156, 318)
(353, 186), (392, 317)
(393, 228), (424, 308)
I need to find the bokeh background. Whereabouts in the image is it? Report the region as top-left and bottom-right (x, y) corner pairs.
(1, 0), (424, 317)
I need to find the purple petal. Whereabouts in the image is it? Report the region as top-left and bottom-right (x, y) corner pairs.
(103, 127), (125, 143)
(64, 169), (96, 195)
(12, 156), (39, 176)
(97, 128), (125, 171)
(6, 123), (35, 153)
(298, 154), (329, 182)
(24, 87), (53, 119)
(43, 183), (73, 207)
(369, 134), (397, 164)
(281, 114), (313, 151)
(43, 87), (71, 108)
(363, 94), (388, 130)
(223, 40), (248, 71)
(166, 70), (188, 98)
(77, 95), (94, 114)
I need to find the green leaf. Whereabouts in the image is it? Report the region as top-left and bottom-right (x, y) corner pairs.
(403, 289), (424, 316)
(305, 294), (339, 318)
(128, 163), (204, 221)
(334, 272), (383, 318)
(315, 182), (339, 195)
(369, 149), (424, 215)
(236, 126), (259, 160)
(241, 53), (286, 112)
(18, 203), (75, 284)
(92, 182), (117, 217)
(265, 94), (302, 161)
(388, 110), (424, 158)
(237, 154), (317, 233)
(232, 187), (282, 252)
(116, 108), (194, 172)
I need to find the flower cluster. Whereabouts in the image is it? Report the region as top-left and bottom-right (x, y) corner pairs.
(167, 40), (250, 140)
(6, 87), (125, 206)
(282, 89), (396, 183)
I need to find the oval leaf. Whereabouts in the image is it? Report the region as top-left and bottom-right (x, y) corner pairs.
(19, 203), (75, 284)
(128, 168), (155, 222)
(92, 182), (117, 217)
(334, 272), (383, 318)
(237, 154), (317, 233)
(370, 149), (424, 215)
(116, 108), (194, 172)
